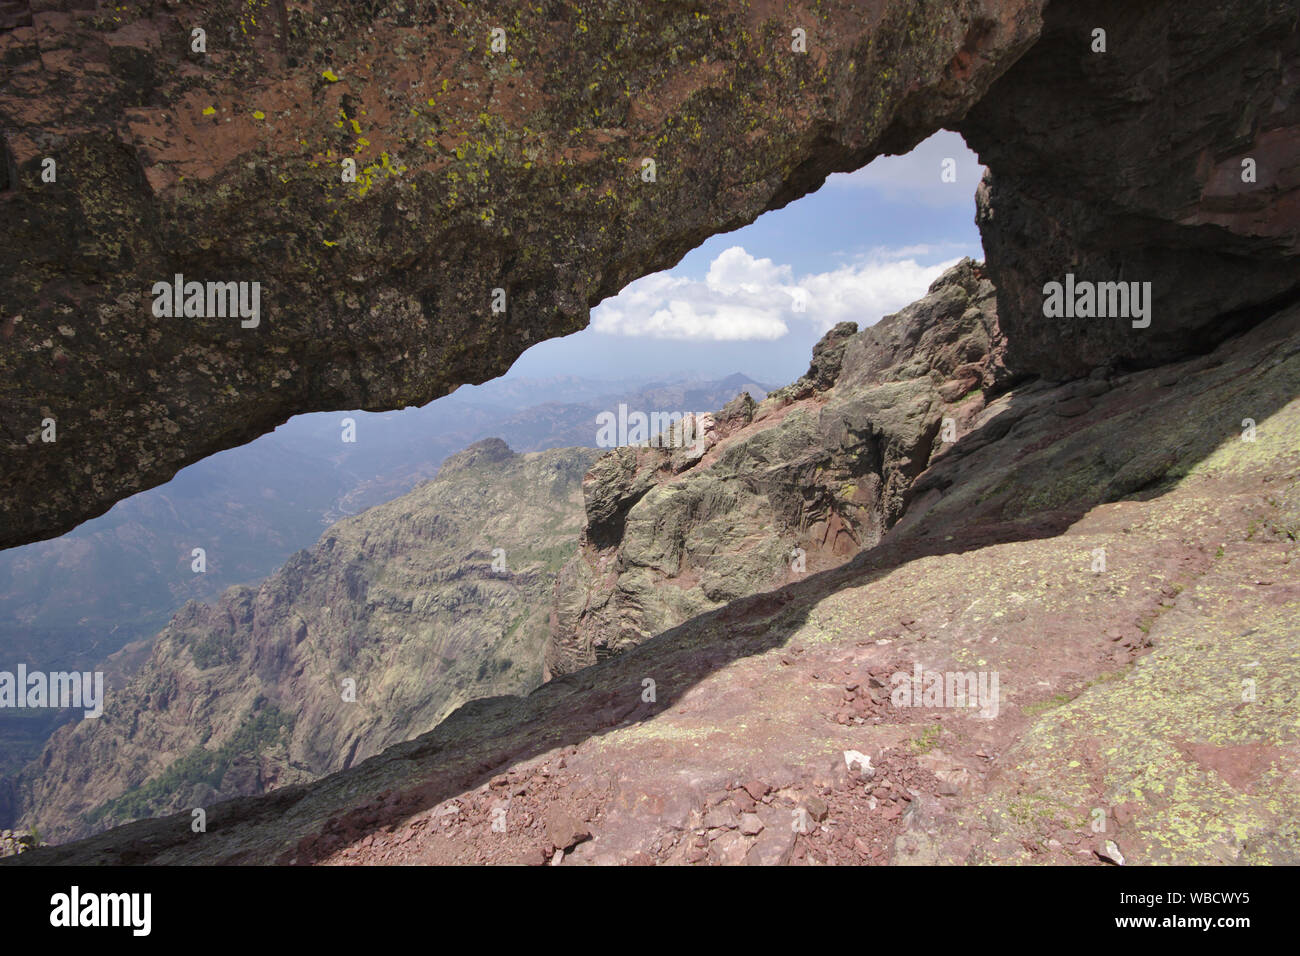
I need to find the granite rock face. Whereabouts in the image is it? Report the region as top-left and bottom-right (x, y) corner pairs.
(0, 0), (1044, 548)
(546, 258), (1004, 676)
(957, 0), (1300, 379)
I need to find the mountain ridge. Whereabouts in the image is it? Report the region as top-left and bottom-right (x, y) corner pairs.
(12, 441), (601, 842)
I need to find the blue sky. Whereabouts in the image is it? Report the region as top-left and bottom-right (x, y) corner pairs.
(500, 130), (986, 387)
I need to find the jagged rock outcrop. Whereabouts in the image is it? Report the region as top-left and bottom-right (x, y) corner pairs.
(546, 258), (1004, 676)
(0, 0), (1045, 549)
(14, 439), (598, 843)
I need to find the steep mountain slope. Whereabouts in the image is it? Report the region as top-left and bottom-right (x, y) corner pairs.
(0, 374), (768, 677)
(0, 373), (764, 793)
(11, 278), (1297, 866)
(14, 441), (600, 843)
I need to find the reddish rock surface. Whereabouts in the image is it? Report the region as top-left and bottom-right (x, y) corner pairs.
(11, 298), (1298, 866)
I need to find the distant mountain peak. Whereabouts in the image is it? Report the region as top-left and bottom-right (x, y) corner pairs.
(437, 438), (517, 477)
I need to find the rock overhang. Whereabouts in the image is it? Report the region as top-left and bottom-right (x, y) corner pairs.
(2, 0), (1298, 550)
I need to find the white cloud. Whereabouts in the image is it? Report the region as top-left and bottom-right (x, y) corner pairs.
(798, 254), (964, 329)
(705, 246), (792, 294)
(592, 268), (788, 342)
(591, 245), (967, 341)
(827, 130), (985, 207)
